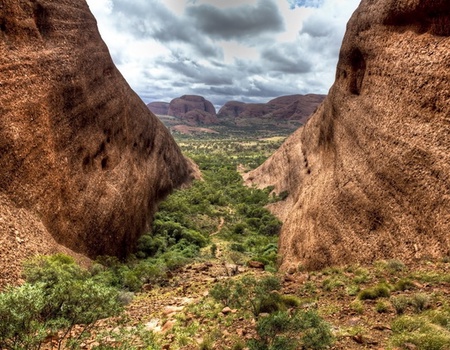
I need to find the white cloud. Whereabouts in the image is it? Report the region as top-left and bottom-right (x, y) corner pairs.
(86, 0), (360, 106)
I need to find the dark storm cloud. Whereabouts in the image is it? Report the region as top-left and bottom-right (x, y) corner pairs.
(111, 0), (222, 58)
(186, 0), (284, 40)
(261, 46), (312, 74)
(87, 0), (361, 106)
(158, 54), (233, 86)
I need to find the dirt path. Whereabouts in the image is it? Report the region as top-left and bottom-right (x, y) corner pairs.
(210, 216), (225, 236)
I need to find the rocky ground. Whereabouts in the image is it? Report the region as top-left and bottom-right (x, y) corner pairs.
(67, 255), (450, 350)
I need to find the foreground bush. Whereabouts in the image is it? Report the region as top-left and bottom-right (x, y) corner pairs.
(0, 254), (123, 350)
(248, 310), (334, 350)
(210, 275), (282, 316)
(390, 310), (450, 350)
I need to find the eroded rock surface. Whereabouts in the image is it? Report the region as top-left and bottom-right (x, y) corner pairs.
(246, 0), (450, 270)
(0, 0), (194, 286)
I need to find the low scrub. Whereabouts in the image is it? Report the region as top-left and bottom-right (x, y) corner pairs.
(390, 310), (450, 350)
(0, 254), (123, 350)
(248, 310), (334, 350)
(358, 283), (391, 300)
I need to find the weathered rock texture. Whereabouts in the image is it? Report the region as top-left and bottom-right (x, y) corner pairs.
(147, 102), (170, 115)
(0, 0), (195, 286)
(167, 95), (218, 125)
(218, 94), (325, 123)
(246, 0), (450, 270)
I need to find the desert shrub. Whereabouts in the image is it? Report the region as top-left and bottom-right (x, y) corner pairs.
(386, 259), (406, 273)
(209, 279), (240, 306)
(350, 300), (364, 314)
(411, 293), (432, 313)
(0, 283), (46, 349)
(352, 267), (371, 284)
(230, 243), (246, 253)
(92, 324), (160, 350)
(233, 223), (248, 235)
(210, 276), (282, 316)
(278, 191), (289, 201)
(393, 278), (416, 291)
(376, 301), (390, 313)
(280, 295), (302, 308)
(0, 254), (122, 350)
(322, 277), (346, 292)
(390, 312), (450, 350)
(391, 296), (410, 315)
(210, 243), (218, 257)
(346, 284), (360, 296)
(248, 310), (333, 350)
(358, 283), (391, 300)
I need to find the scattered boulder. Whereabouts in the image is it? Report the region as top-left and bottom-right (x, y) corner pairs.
(247, 261), (265, 269)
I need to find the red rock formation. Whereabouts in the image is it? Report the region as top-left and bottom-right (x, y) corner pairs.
(246, 0), (450, 270)
(167, 95), (218, 125)
(270, 94), (326, 123)
(216, 101), (247, 118)
(0, 0), (195, 286)
(218, 94), (325, 122)
(147, 102), (170, 115)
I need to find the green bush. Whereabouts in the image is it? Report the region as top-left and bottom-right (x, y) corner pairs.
(390, 312), (450, 350)
(210, 276), (282, 316)
(411, 293), (432, 313)
(393, 278), (416, 292)
(386, 259), (406, 272)
(0, 254), (123, 350)
(391, 296), (410, 315)
(358, 283), (391, 300)
(0, 283), (46, 349)
(375, 301), (390, 313)
(248, 310), (333, 350)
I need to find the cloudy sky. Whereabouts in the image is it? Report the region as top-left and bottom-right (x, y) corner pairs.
(86, 0), (360, 108)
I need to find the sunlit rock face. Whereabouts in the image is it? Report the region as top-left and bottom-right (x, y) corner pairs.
(0, 0), (195, 285)
(246, 0), (450, 270)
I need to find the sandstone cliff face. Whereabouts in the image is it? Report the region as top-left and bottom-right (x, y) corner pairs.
(147, 102), (170, 115)
(218, 94), (325, 122)
(0, 0), (194, 285)
(167, 95), (218, 125)
(246, 0), (450, 270)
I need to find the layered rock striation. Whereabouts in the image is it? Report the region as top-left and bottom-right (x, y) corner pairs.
(0, 0), (195, 286)
(246, 0), (450, 269)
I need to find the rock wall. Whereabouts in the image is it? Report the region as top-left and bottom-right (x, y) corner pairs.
(246, 0), (450, 270)
(0, 0), (195, 285)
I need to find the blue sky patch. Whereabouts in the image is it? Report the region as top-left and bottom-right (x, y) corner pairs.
(288, 0), (324, 9)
